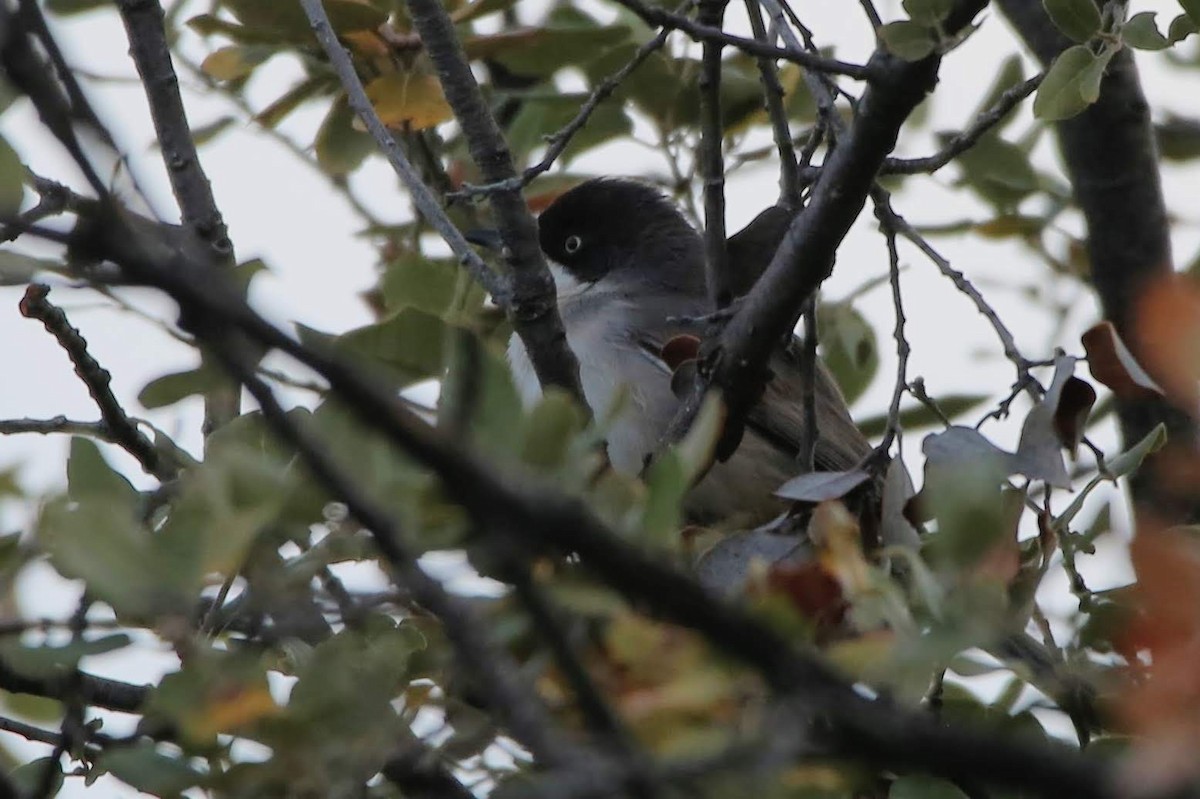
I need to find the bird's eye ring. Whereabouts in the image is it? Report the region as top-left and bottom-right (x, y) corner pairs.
(564, 234), (583, 254)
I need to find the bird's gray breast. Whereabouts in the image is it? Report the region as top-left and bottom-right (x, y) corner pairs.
(507, 279), (685, 475)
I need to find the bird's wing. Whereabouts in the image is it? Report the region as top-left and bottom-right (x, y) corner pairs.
(633, 322), (871, 473)
(750, 341), (871, 473)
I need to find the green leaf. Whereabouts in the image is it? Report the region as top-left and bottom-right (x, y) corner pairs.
(315, 94), (374, 176)
(220, 0), (386, 40)
(1043, 0), (1102, 42)
(1123, 12), (1170, 50)
(0, 250), (65, 286)
(139, 365), (223, 409)
(463, 26), (632, 75)
(200, 45), (273, 80)
(288, 620), (424, 754)
(11, 758), (62, 797)
(450, 0), (519, 24)
(972, 54), (1025, 127)
(187, 14), (291, 45)
(67, 438), (138, 508)
(156, 439), (288, 586)
(1180, 0), (1200, 27)
(1169, 11), (1199, 42)
(0, 634), (131, 679)
(316, 309), (448, 389)
(382, 254), (479, 319)
(438, 328), (523, 456)
(818, 303), (879, 406)
(1079, 47), (1114, 104)
(147, 648), (277, 745)
(859, 394), (991, 438)
(1107, 423), (1166, 476)
(890, 774), (970, 799)
(38, 498), (176, 617)
(1033, 45), (1103, 121)
(1157, 116), (1200, 161)
(879, 21), (936, 61)
(954, 134), (1040, 208)
(0, 135), (24, 217)
(506, 94), (632, 164)
(254, 75), (332, 129)
(903, 0), (955, 25)
(363, 72), (453, 132)
(520, 389), (587, 471)
(97, 742), (205, 797)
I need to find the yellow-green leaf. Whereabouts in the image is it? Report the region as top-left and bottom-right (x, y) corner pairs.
(363, 72), (453, 132)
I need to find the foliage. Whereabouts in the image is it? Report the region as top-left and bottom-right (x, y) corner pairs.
(0, 0), (1199, 797)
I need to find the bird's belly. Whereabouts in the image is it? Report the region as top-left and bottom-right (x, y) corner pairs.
(508, 316), (670, 475)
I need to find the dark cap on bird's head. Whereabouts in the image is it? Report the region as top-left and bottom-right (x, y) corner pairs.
(536, 178), (706, 294)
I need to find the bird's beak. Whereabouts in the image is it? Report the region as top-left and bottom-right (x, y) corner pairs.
(464, 228), (504, 252)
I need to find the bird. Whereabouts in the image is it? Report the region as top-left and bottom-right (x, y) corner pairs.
(504, 177), (874, 526)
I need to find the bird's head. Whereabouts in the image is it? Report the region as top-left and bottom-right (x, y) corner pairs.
(536, 178), (706, 294)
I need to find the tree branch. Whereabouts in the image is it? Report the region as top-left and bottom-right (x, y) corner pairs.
(18, 284), (178, 481)
(698, 0), (732, 308)
(882, 73), (1044, 175)
(453, 20), (677, 198)
(404, 0), (585, 403)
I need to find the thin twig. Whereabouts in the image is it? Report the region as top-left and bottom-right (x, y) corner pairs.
(872, 188), (909, 457)
(874, 203), (1037, 392)
(18, 284), (178, 481)
(0, 417), (113, 440)
(883, 74), (1044, 175)
(610, 0), (875, 79)
(454, 22), (678, 198)
(744, 0), (800, 205)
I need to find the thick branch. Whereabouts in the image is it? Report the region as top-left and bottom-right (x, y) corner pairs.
(997, 0), (1200, 522)
(405, 0), (585, 403)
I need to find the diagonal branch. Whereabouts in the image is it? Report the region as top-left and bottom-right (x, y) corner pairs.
(453, 21), (678, 198)
(404, 0), (585, 404)
(298, 0), (508, 303)
(882, 73), (1044, 175)
(610, 0), (875, 79)
(18, 284), (179, 481)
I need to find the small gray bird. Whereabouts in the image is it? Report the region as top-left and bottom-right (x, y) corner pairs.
(506, 178), (872, 525)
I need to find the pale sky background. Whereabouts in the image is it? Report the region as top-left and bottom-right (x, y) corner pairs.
(0, 0), (1198, 794)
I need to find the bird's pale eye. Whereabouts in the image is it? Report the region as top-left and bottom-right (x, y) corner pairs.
(564, 234), (583, 254)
